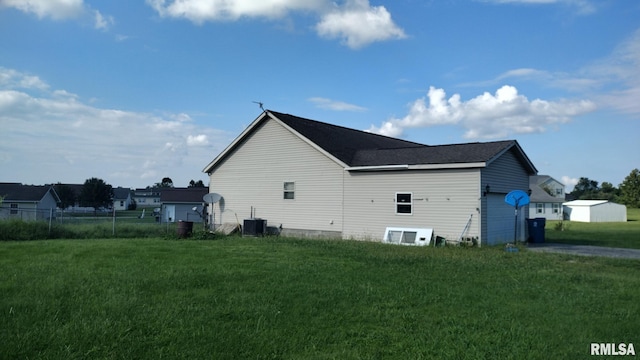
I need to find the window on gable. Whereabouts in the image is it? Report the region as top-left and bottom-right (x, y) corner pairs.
(284, 182), (295, 200)
(396, 192), (412, 215)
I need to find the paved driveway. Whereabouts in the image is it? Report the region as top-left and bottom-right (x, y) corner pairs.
(527, 243), (640, 260)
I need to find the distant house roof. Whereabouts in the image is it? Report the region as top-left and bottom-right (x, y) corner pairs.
(160, 188), (208, 203)
(203, 111), (538, 174)
(529, 175), (564, 203)
(0, 183), (60, 203)
(112, 187), (132, 200)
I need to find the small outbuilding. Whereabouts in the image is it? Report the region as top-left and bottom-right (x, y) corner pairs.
(160, 187), (209, 223)
(563, 200), (627, 223)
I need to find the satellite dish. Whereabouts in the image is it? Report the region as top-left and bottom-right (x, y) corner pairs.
(203, 193), (222, 204)
(504, 190), (530, 208)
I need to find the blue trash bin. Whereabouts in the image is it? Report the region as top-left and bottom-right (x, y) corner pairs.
(527, 218), (546, 243)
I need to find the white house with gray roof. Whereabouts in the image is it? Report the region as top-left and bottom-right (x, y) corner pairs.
(528, 175), (565, 220)
(203, 111), (538, 245)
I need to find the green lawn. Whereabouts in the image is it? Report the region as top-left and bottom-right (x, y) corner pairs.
(545, 208), (640, 249)
(1, 238), (639, 359)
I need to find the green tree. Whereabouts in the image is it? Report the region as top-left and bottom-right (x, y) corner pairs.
(54, 183), (77, 209)
(619, 168), (640, 208)
(79, 178), (113, 213)
(188, 179), (206, 188)
(570, 177), (599, 199)
(155, 177), (174, 188)
(599, 182), (620, 202)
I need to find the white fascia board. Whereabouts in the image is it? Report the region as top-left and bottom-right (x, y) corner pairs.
(344, 165), (410, 171)
(407, 162), (486, 170)
(345, 162), (486, 172)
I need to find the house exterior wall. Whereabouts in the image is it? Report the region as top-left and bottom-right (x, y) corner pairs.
(342, 169), (480, 241)
(208, 119), (345, 236)
(162, 203), (205, 223)
(0, 193), (58, 221)
(481, 149), (531, 245)
(529, 202), (563, 221)
(113, 195), (132, 211)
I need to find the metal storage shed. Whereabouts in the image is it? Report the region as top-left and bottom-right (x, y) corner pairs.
(563, 200), (627, 222)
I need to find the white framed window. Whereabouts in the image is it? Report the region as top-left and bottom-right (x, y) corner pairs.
(536, 203), (544, 214)
(395, 192), (413, 215)
(284, 182), (295, 200)
(552, 203), (560, 214)
(555, 188), (563, 195)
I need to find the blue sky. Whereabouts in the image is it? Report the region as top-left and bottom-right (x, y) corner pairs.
(1, 0), (638, 191)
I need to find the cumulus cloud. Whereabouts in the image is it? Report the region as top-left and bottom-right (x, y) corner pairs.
(0, 67), (228, 187)
(1, 0), (114, 31)
(561, 176), (579, 191)
(368, 85), (596, 139)
(146, 0), (406, 48)
(308, 97), (367, 112)
(315, 0), (406, 49)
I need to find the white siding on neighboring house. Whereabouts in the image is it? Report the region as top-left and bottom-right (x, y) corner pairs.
(209, 119), (345, 235)
(343, 169), (480, 241)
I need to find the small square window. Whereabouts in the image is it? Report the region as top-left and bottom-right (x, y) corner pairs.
(284, 182), (295, 200)
(396, 193), (412, 215)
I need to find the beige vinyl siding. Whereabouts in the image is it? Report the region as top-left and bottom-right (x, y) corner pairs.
(208, 119), (344, 233)
(481, 148), (531, 244)
(343, 169), (481, 241)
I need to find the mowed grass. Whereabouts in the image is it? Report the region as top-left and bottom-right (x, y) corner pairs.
(546, 208), (640, 249)
(1, 238), (639, 359)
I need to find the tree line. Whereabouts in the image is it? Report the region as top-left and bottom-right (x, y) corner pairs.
(568, 168), (640, 208)
(55, 177), (208, 212)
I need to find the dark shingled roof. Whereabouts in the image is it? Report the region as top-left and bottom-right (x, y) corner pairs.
(0, 183), (59, 202)
(160, 188), (209, 203)
(270, 111), (523, 168)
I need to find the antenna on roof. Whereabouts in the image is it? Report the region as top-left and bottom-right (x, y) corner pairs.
(252, 101), (265, 111)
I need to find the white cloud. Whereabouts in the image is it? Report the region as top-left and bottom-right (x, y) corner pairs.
(308, 97), (367, 112)
(561, 176), (579, 191)
(1, 0), (114, 31)
(481, 0), (596, 15)
(315, 0), (406, 49)
(0, 67), (229, 187)
(368, 85), (596, 139)
(146, 0), (325, 22)
(0, 0), (84, 19)
(146, 0), (406, 48)
(94, 10), (114, 31)
(585, 28), (640, 116)
(187, 134), (209, 146)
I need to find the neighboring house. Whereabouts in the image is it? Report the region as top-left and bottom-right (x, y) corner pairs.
(160, 187), (209, 223)
(528, 175), (565, 220)
(563, 200), (627, 222)
(133, 188), (162, 207)
(202, 111), (538, 245)
(112, 187), (134, 211)
(0, 183), (60, 221)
